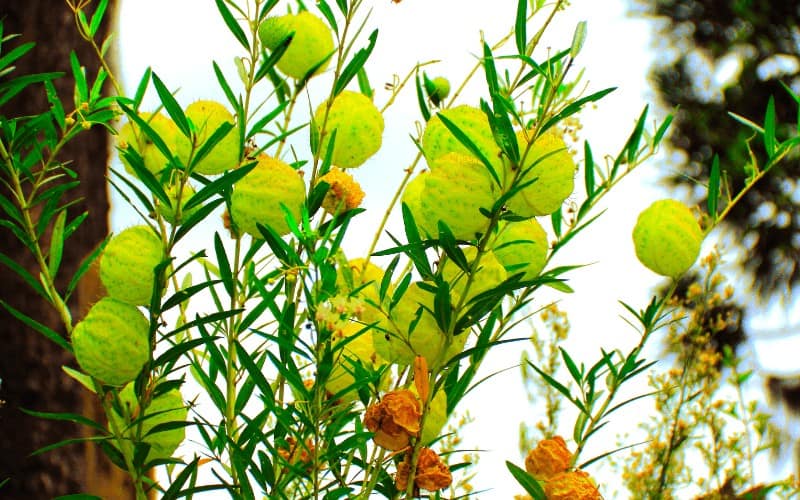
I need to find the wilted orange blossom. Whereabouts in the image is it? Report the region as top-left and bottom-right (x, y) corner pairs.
(364, 389), (421, 451)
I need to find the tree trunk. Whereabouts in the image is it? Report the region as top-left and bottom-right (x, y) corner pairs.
(0, 2), (131, 498)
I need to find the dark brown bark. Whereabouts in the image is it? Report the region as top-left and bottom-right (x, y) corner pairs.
(0, 2), (130, 498)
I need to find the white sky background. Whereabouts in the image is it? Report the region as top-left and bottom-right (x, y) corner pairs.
(112, 0), (799, 497)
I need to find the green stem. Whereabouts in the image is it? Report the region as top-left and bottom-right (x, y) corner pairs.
(654, 348), (697, 496)
(731, 361), (756, 486)
(224, 237), (243, 491)
(356, 446), (387, 498)
(0, 140), (74, 334)
(101, 391), (149, 500)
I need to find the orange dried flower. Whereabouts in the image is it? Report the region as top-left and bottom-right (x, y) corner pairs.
(524, 435), (572, 480)
(320, 168), (364, 214)
(395, 447), (452, 492)
(544, 470), (600, 500)
(364, 389), (421, 450)
(414, 447), (453, 491)
(277, 436), (315, 466)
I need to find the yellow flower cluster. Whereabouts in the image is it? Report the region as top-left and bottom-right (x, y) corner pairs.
(319, 168), (365, 215)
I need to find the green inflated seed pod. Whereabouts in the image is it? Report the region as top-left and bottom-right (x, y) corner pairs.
(99, 225), (164, 306)
(633, 199), (703, 278)
(109, 383), (187, 463)
(258, 11), (334, 79)
(229, 154), (306, 238)
(72, 298), (150, 386)
(313, 91), (384, 168)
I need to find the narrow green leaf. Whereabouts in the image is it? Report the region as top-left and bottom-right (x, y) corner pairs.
(708, 154), (720, 220)
(626, 105), (649, 166)
(97, 440), (127, 470)
(151, 73), (190, 137)
(415, 73), (431, 121)
(266, 349), (307, 400)
(438, 222), (469, 272)
(399, 203), (433, 280)
(66, 236), (108, 298)
(132, 67), (152, 108)
(183, 160), (255, 212)
(573, 410), (589, 443)
(246, 101), (288, 140)
(482, 43), (519, 163)
(570, 21), (587, 59)
(47, 210), (66, 279)
(215, 0), (250, 50)
(63, 212), (88, 243)
(212, 62), (238, 113)
(56, 494), (102, 500)
(194, 322), (227, 380)
(254, 33), (293, 83)
(167, 309), (243, 339)
(172, 198), (224, 244)
(514, 0), (527, 55)
(62, 366), (96, 394)
(0, 251), (48, 298)
(161, 458), (200, 500)
(153, 336), (217, 368)
(551, 206), (562, 238)
(89, 0), (110, 37)
(579, 439), (651, 469)
(583, 140), (595, 196)
(108, 172), (152, 222)
(764, 95), (776, 156)
(728, 111), (765, 134)
(357, 67), (373, 99)
(437, 112), (501, 187)
(161, 280), (221, 312)
(256, 221), (291, 263)
(0, 42), (35, 74)
(560, 347), (583, 385)
(69, 52), (88, 105)
(422, 71), (436, 101)
(0, 192), (23, 227)
(77, 11), (91, 36)
(506, 461), (546, 499)
(234, 341), (274, 401)
(20, 408), (106, 433)
(0, 73), (61, 107)
(529, 360), (573, 402)
(31, 436), (110, 458)
(541, 87), (615, 134)
(118, 146), (171, 206)
(44, 80), (65, 130)
(316, 0), (339, 35)
(1, 300), (71, 352)
(189, 121), (235, 170)
(333, 30), (378, 96)
(653, 112), (674, 146)
(432, 279), (452, 332)
(213, 232), (235, 297)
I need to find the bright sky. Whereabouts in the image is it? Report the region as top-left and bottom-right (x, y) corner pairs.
(112, 0), (798, 497)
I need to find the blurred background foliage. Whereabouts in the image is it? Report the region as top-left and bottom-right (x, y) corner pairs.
(631, 0), (800, 299)
(631, 0), (800, 471)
